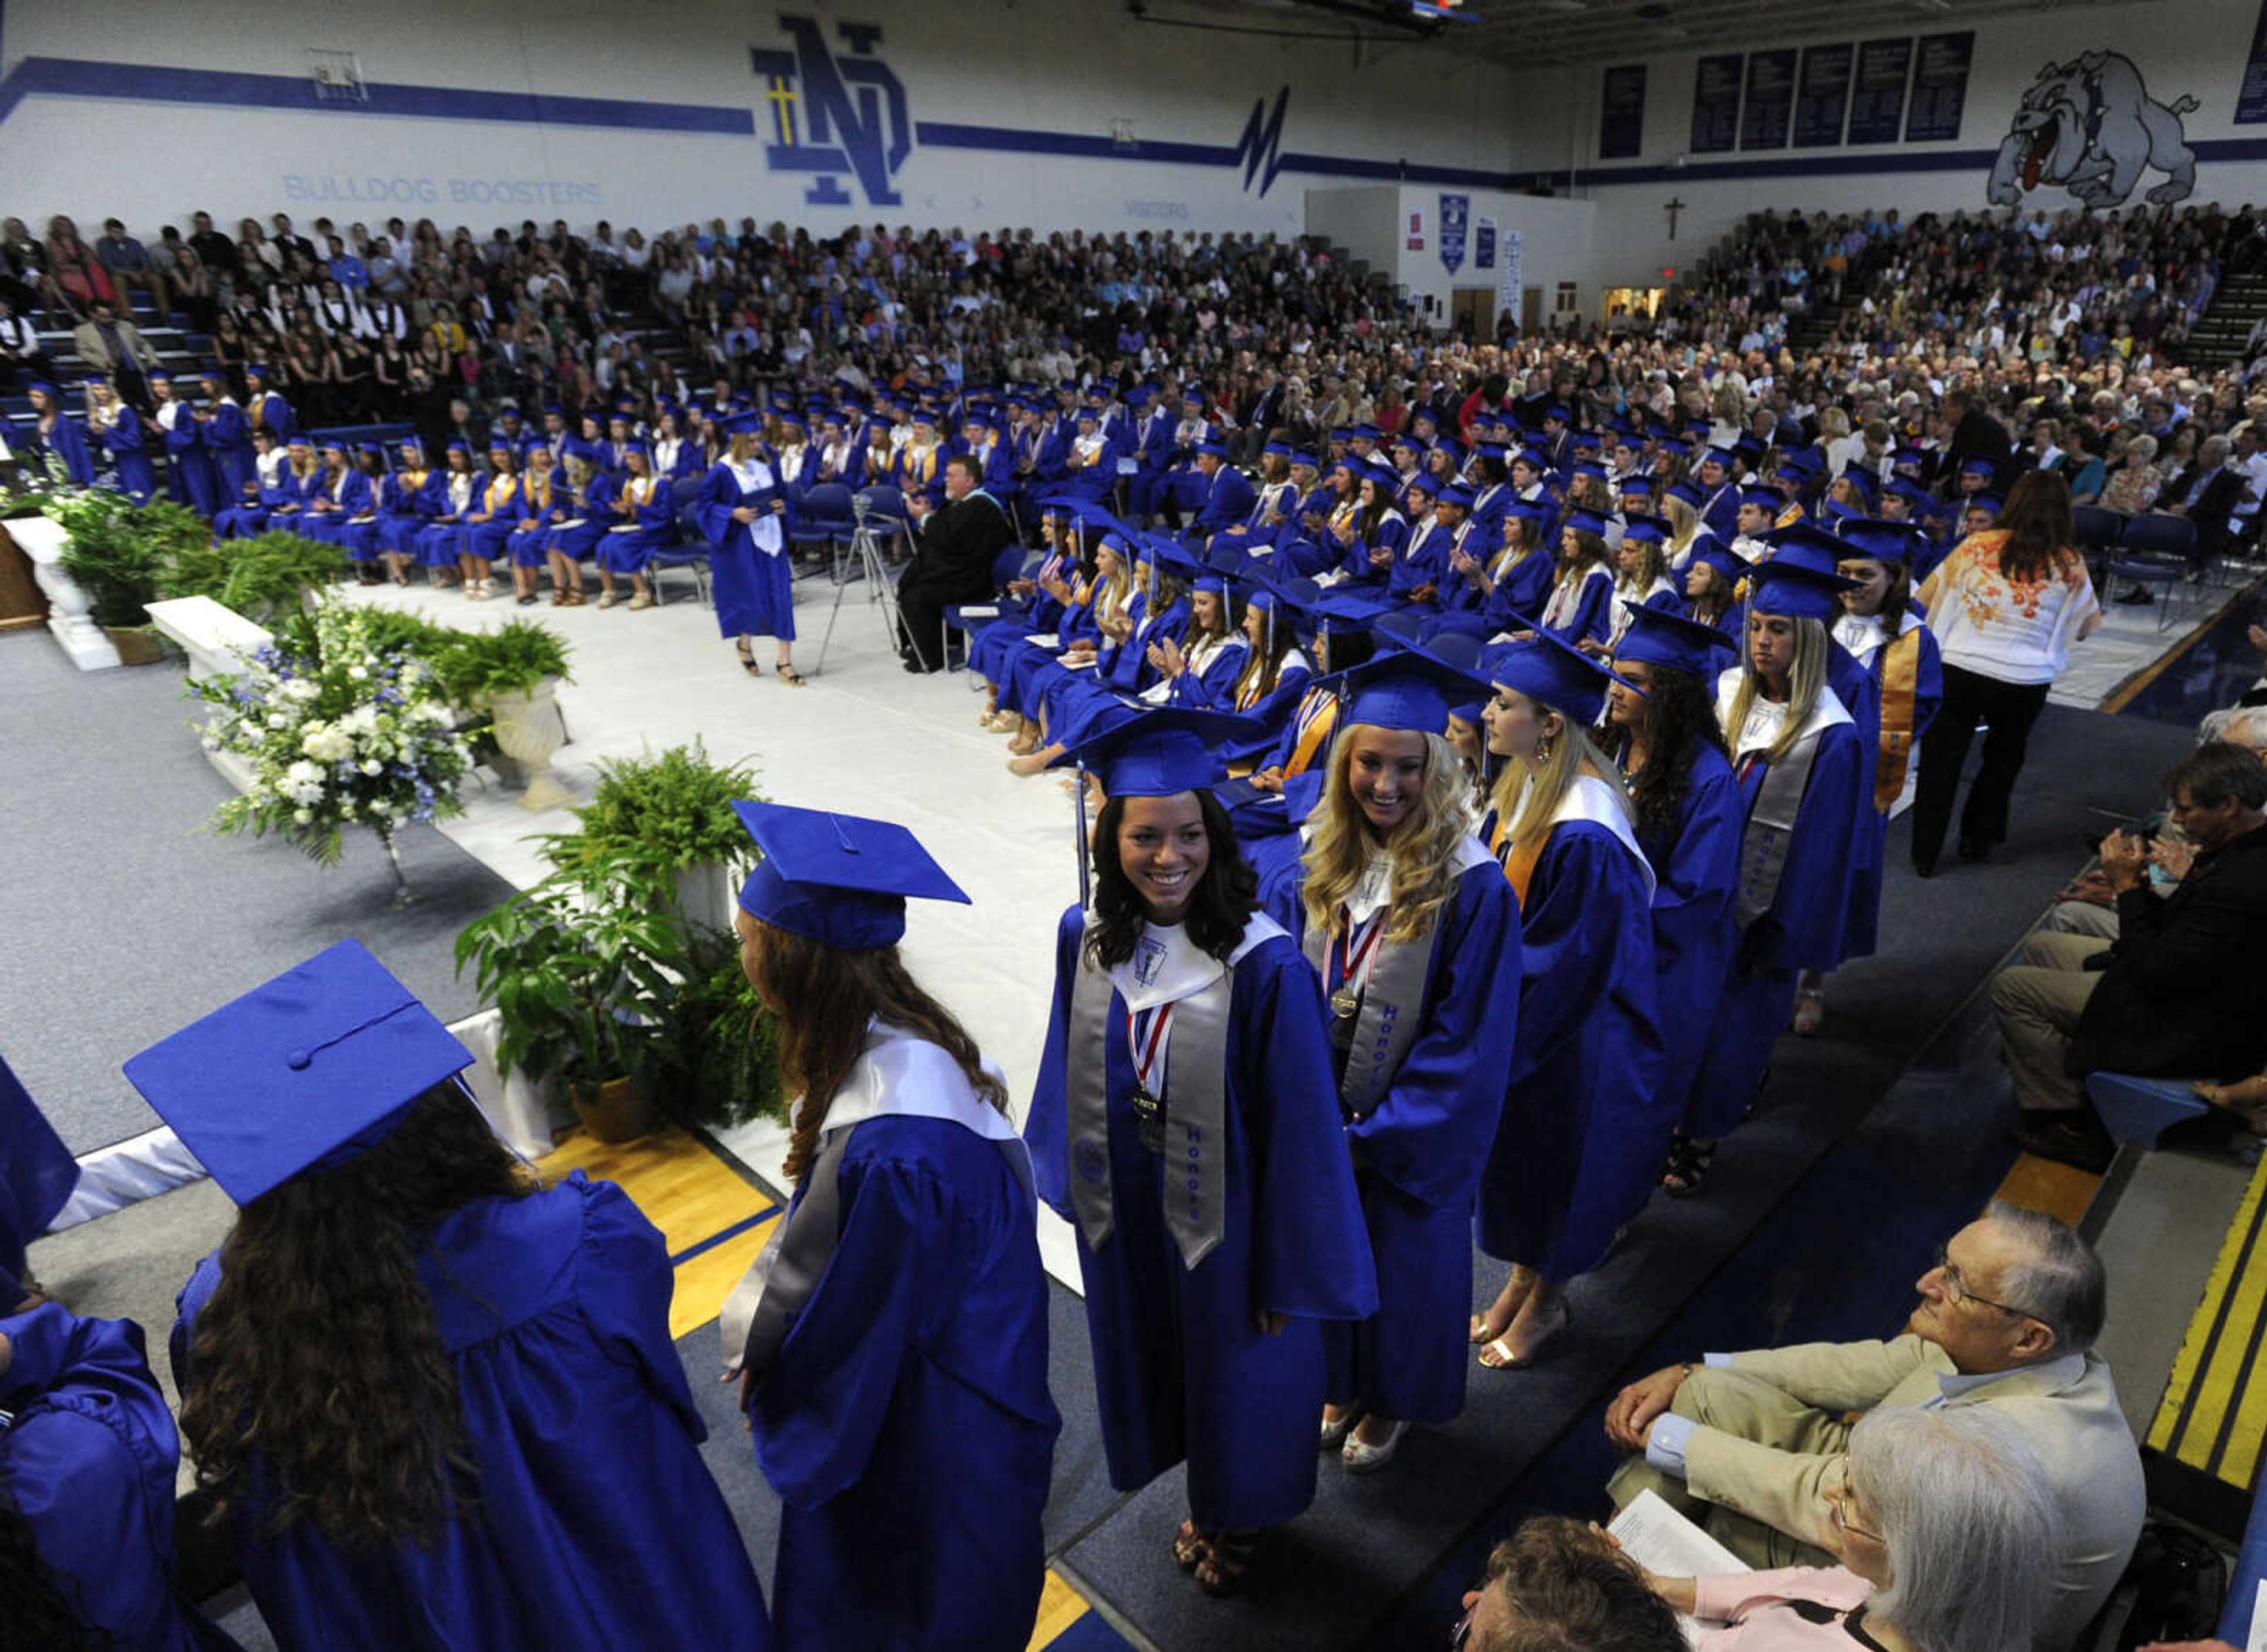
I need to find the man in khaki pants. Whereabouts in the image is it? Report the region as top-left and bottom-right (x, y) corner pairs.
(1603, 1204), (2144, 1651)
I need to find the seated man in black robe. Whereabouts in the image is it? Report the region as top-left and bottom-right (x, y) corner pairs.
(897, 453), (1017, 672)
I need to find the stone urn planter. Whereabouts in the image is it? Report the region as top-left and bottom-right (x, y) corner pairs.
(103, 623), (172, 666)
(670, 859), (739, 938)
(485, 677), (572, 811)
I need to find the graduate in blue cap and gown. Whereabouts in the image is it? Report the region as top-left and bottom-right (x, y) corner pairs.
(1273, 651), (1521, 1467)
(1598, 606), (1745, 1196)
(594, 443), (677, 613)
(1679, 560), (1869, 1171)
(698, 412), (802, 683)
(1451, 497), (1553, 632)
(1145, 561), (1252, 710)
(1522, 508), (1617, 649)
(1794, 517), (1944, 1032)
(2, 1296), (242, 1650)
(721, 805), (1057, 1652)
(1682, 533), (1749, 638)
(1598, 513), (1684, 652)
(1027, 709), (1377, 1595)
(0, 1052), (76, 1310)
(504, 441), (567, 605)
(148, 369), (222, 516)
(1471, 635), (1663, 1366)
(416, 439), (484, 585)
(242, 365), (295, 446)
(197, 367), (257, 502)
(1220, 574), (1316, 739)
(974, 499), (1078, 713)
(142, 941), (774, 1652)
(456, 436), (524, 599)
(22, 381), (95, 488)
(374, 436), (442, 584)
(84, 374), (158, 502)
(1001, 525), (1134, 768)
(1184, 440), (1259, 538)
(337, 444), (390, 575)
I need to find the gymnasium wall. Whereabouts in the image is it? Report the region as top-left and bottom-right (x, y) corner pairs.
(0, 0), (1551, 240)
(1566, 0), (2267, 288)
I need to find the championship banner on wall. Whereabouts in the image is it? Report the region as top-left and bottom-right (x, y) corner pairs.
(1439, 192), (1469, 275)
(1475, 217), (1497, 270)
(1497, 228), (1523, 324)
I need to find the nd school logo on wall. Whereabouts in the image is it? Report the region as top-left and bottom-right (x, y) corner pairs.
(751, 15), (1302, 208)
(750, 15), (914, 207)
(1987, 50), (2199, 209)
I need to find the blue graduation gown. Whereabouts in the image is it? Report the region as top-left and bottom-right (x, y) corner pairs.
(1161, 635), (1251, 710)
(1536, 565), (1614, 648)
(1189, 466), (1259, 536)
(0, 1052), (77, 1301)
(31, 413), (96, 488)
(173, 1174), (774, 1652)
(1027, 910), (1378, 1530)
(750, 1115), (1058, 1652)
(1286, 859), (1522, 1424)
(697, 461), (794, 641)
(376, 470), (443, 559)
(1628, 744), (1743, 1122)
(202, 403), (257, 501)
(2, 1304), (239, 1651)
(162, 409), (221, 517)
(97, 406), (158, 502)
(1826, 641), (1884, 966)
(1477, 818), (1665, 1280)
(1684, 694), (1869, 1140)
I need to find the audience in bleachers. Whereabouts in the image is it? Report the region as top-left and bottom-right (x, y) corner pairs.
(1603, 1202), (2145, 1648)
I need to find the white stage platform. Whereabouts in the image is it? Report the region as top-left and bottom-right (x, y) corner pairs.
(337, 569), (1090, 1289)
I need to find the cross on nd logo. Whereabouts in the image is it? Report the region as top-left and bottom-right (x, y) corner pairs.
(749, 14), (913, 208)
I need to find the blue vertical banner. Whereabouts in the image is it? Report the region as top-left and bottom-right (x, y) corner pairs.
(1740, 48), (1797, 150)
(1498, 230), (1524, 328)
(1475, 217), (1497, 272)
(1600, 64), (1648, 159)
(1904, 31), (1974, 142)
(1690, 54), (1745, 154)
(1793, 43), (1854, 148)
(2239, 0), (2267, 123)
(1847, 37), (1913, 144)
(1439, 193), (1469, 275)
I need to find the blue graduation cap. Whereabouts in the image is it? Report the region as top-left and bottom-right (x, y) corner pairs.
(1964, 493), (2004, 517)
(244, 364), (271, 381)
(1747, 558), (1855, 621)
(1478, 631), (1636, 727)
(722, 411), (764, 436)
(1698, 446), (1735, 472)
(1572, 461), (1610, 482)
(1050, 707), (1260, 798)
(733, 801), (969, 951)
(1404, 471), (1440, 498)
(1619, 474), (1657, 498)
(1194, 438), (1231, 459)
(1621, 512), (1670, 544)
(1657, 436), (1692, 458)
(1438, 482), (1477, 510)
(1690, 535), (1751, 580)
(1563, 508), (1611, 538)
(1958, 455), (1998, 477)
(1884, 478), (1936, 513)
(1835, 516), (1927, 563)
(1735, 485), (1781, 512)
(1762, 520), (1854, 577)
(122, 939), (475, 1206)
(1570, 429), (1603, 451)
(1612, 602), (1736, 677)
(1665, 479), (1704, 507)
(1318, 647), (1492, 736)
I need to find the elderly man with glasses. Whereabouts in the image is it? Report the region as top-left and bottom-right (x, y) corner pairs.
(1602, 1202), (2145, 1651)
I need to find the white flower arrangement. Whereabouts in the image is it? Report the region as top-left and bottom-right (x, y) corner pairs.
(190, 600), (473, 868)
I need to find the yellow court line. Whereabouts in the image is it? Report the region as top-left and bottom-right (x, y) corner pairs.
(669, 1219), (778, 1341)
(538, 1124), (772, 1258)
(1027, 1569), (1092, 1649)
(2099, 570), (2267, 715)
(2149, 1149), (2267, 1464)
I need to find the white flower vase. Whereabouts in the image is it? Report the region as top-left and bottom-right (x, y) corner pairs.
(487, 678), (572, 812)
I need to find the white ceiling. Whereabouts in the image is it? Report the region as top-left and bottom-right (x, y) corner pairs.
(1221, 0), (2167, 70)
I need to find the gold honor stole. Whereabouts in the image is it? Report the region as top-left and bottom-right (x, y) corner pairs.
(1491, 814), (1547, 911)
(1873, 627), (1922, 814)
(1286, 689), (1339, 775)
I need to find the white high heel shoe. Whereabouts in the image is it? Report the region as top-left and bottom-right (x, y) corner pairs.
(1340, 1418), (1409, 1474)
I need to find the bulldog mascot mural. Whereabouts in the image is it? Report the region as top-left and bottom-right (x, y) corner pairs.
(1989, 51), (2199, 208)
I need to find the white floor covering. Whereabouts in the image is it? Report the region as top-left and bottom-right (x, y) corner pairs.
(337, 568), (1091, 1289)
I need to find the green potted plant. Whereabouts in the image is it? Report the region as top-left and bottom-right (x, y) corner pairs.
(432, 621), (575, 809)
(453, 853), (694, 1142)
(540, 741), (760, 936)
(158, 529), (342, 626)
(49, 492), (205, 662)
(669, 928), (790, 1132)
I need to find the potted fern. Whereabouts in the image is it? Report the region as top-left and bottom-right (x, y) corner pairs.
(539, 741), (759, 936)
(158, 530), (342, 626)
(49, 492), (205, 662)
(453, 851), (692, 1142)
(432, 620), (575, 809)
(669, 928), (790, 1131)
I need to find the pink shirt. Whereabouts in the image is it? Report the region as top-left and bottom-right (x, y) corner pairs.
(1692, 1567), (1887, 1650)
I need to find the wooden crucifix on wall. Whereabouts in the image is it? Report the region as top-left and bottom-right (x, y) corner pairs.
(1665, 197), (1686, 240)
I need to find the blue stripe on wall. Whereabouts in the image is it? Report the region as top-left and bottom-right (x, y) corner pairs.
(0, 55), (752, 136)
(1579, 133), (2267, 188)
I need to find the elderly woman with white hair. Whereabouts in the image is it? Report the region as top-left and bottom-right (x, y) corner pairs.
(1641, 1406), (2058, 1652)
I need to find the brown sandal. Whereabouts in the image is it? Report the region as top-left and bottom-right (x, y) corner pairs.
(1194, 1529), (1263, 1597)
(1171, 1519), (1211, 1572)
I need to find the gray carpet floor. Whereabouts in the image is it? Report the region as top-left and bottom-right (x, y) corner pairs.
(0, 631), (517, 1154)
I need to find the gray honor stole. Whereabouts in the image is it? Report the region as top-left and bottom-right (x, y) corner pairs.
(1064, 913), (1283, 1270)
(1718, 673), (1853, 929)
(718, 1024), (1025, 1382)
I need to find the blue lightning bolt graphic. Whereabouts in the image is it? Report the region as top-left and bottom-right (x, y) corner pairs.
(1234, 85), (1291, 197)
